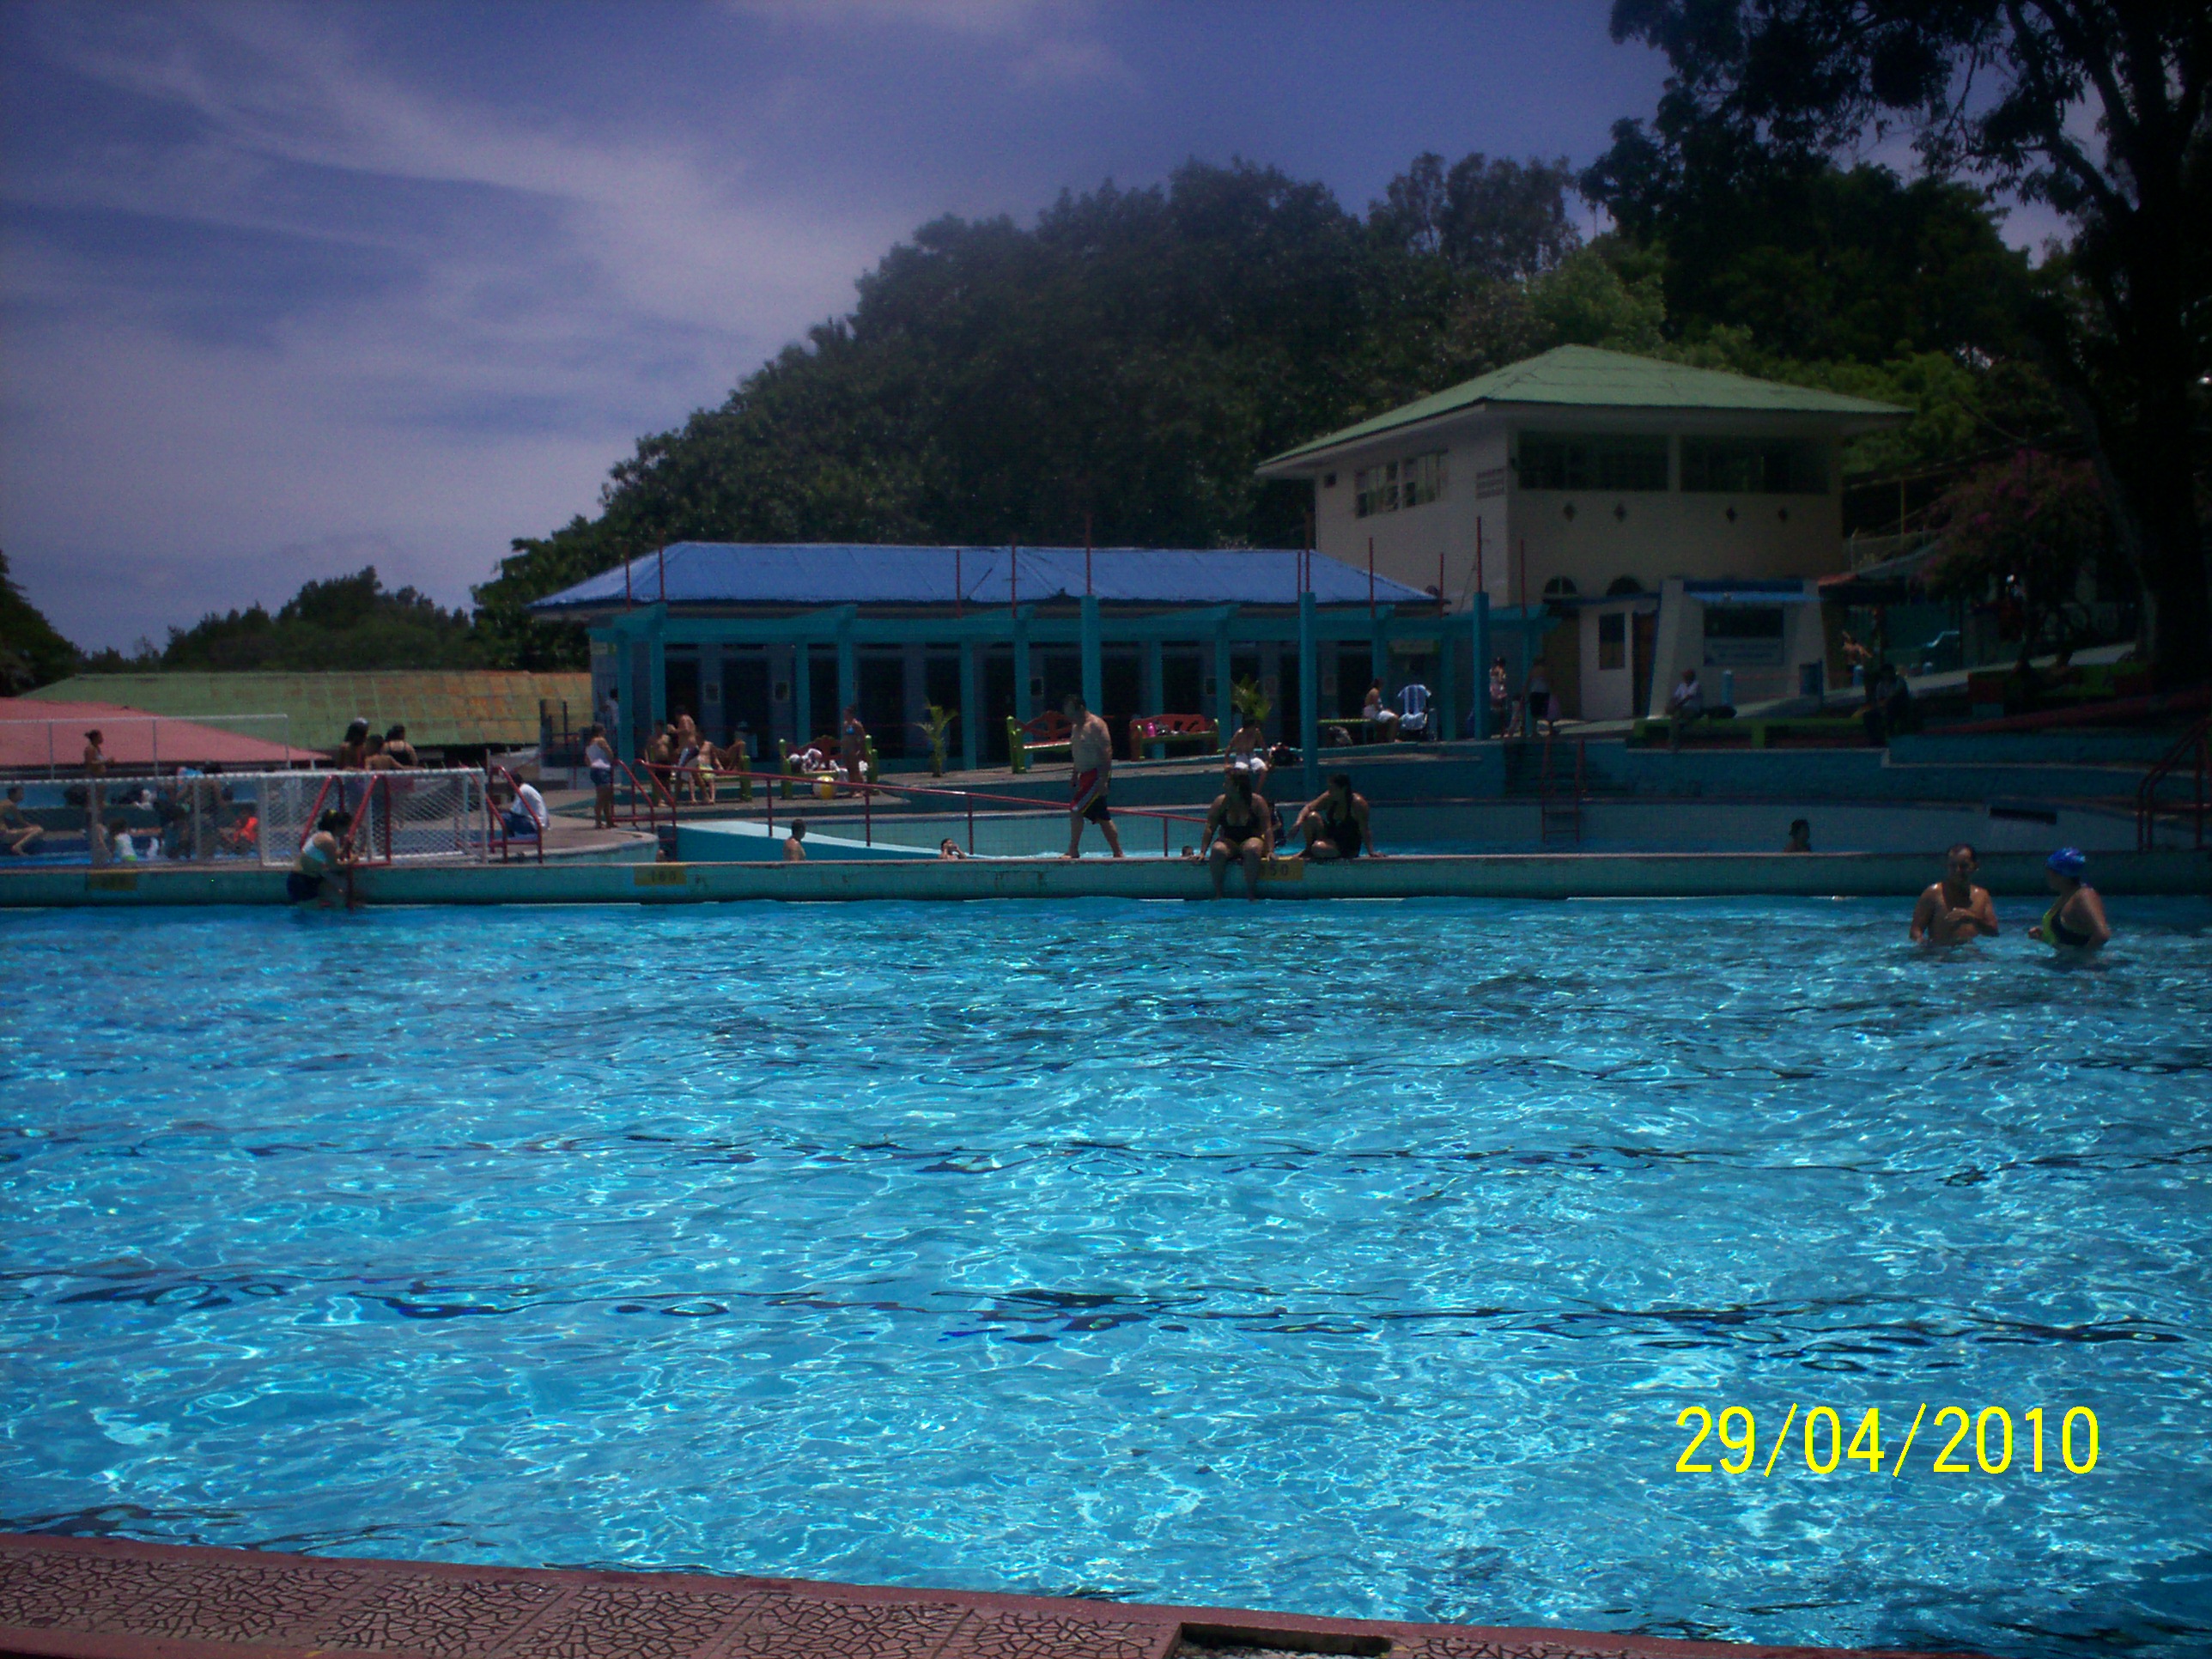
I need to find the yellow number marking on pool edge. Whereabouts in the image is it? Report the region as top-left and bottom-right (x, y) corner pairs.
(1258, 859), (1304, 881)
(1762, 1403), (1797, 1477)
(1892, 1402), (1928, 1477)
(633, 865), (687, 886)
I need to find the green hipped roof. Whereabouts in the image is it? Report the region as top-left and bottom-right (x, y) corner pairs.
(1259, 344), (1907, 471)
(24, 671), (592, 750)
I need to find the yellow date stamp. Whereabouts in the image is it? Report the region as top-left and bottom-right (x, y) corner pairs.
(1674, 1403), (2100, 1477)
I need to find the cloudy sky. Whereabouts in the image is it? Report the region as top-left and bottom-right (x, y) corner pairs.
(6, 2), (1677, 650)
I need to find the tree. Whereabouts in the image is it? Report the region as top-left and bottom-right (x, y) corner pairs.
(155, 568), (485, 672)
(1927, 448), (2117, 671)
(0, 550), (81, 691)
(1595, 1), (2211, 684)
(1371, 152), (1583, 280)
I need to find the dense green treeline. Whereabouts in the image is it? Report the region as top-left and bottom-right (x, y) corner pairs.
(473, 149), (2062, 671)
(78, 568), (484, 675)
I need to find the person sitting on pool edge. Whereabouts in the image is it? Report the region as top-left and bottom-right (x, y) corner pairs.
(2030, 848), (2110, 951)
(1205, 768), (1273, 899)
(0, 787), (43, 854)
(288, 809), (349, 907)
(1784, 818), (1812, 853)
(1294, 773), (1381, 861)
(783, 818), (808, 861)
(1910, 842), (1999, 945)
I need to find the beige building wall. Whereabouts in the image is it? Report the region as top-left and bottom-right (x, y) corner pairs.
(1307, 411), (1846, 610)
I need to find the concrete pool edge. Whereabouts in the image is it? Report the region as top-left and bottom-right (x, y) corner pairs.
(0, 1533), (1982, 1659)
(2, 848), (2207, 907)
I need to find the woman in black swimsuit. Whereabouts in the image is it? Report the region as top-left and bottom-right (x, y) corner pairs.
(2031, 848), (2111, 951)
(1295, 772), (1378, 860)
(1206, 770), (1273, 899)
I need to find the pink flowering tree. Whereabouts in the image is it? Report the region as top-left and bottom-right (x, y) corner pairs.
(1928, 452), (2115, 675)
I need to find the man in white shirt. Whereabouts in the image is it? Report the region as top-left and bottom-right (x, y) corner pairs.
(1666, 670), (1705, 751)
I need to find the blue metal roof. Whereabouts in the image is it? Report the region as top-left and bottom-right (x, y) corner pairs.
(530, 544), (1430, 613)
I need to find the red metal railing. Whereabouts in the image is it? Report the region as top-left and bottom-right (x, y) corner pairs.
(2136, 712), (2209, 852)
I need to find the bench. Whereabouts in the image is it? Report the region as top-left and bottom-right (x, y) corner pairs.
(1127, 713), (1218, 760)
(776, 735), (878, 798)
(1316, 717), (1389, 746)
(1007, 713), (1073, 774)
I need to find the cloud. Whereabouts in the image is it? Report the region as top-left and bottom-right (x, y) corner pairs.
(726, 0), (1130, 84)
(0, 3), (911, 648)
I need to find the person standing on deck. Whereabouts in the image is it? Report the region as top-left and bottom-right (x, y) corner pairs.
(81, 729), (108, 866)
(1911, 843), (2000, 945)
(1062, 693), (1123, 859)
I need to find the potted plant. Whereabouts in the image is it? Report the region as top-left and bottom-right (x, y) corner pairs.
(918, 704), (958, 777)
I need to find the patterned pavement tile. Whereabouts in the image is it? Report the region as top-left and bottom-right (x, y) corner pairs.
(0, 1550), (210, 1632)
(710, 1592), (970, 1659)
(946, 1607), (1173, 1658)
(308, 1571), (568, 1657)
(89, 1559), (371, 1644)
(495, 1582), (762, 1659)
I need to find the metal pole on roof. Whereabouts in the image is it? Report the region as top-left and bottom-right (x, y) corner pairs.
(1011, 541), (1018, 609)
(1085, 512), (1092, 597)
(955, 548), (963, 619)
(658, 546), (666, 604)
(1438, 550), (1446, 617)
(1368, 537), (1376, 619)
(1475, 518), (1484, 600)
(624, 556), (633, 609)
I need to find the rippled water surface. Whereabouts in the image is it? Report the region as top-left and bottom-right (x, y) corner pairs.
(4, 898), (2209, 1656)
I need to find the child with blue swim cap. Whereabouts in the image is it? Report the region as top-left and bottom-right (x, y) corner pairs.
(2031, 848), (2111, 951)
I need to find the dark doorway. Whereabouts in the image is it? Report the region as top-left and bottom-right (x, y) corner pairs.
(1041, 652), (1082, 713)
(982, 648), (1015, 763)
(1336, 645), (1372, 715)
(1275, 656), (1299, 744)
(807, 648), (838, 747)
(924, 651), (962, 765)
(1162, 651), (1205, 716)
(860, 653), (906, 757)
(724, 652), (772, 758)
(664, 657), (700, 736)
(1102, 650), (1142, 757)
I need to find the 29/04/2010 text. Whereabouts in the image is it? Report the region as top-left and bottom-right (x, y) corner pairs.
(1674, 1404), (2099, 1477)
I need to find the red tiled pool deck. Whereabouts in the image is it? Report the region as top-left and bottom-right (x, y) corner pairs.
(0, 1534), (1974, 1659)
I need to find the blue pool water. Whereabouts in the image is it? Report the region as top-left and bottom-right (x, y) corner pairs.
(4, 898), (2209, 1656)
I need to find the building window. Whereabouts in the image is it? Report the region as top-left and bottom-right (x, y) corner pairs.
(1519, 433), (1668, 491)
(1403, 450), (1447, 508)
(1354, 460), (1398, 518)
(1598, 611), (1626, 670)
(1355, 451), (1448, 517)
(1702, 605), (1788, 666)
(1681, 438), (1827, 495)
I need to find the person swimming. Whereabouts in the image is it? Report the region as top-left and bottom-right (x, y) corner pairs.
(2030, 848), (2111, 951)
(1910, 842), (1999, 945)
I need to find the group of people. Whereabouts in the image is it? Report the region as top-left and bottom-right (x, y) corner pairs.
(1051, 690), (1378, 897)
(1911, 842), (2112, 951)
(336, 720), (422, 770)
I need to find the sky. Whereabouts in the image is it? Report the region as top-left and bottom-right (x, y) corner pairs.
(0, 1), (2010, 653)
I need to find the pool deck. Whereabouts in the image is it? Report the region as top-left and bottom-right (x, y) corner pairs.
(0, 1534), (1972, 1659)
(1, 848), (2205, 908)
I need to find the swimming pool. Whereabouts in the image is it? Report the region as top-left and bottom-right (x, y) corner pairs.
(4, 899), (2208, 1657)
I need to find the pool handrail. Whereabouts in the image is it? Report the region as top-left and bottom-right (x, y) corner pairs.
(2136, 710), (2209, 852)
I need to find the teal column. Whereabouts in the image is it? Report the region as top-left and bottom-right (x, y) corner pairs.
(1213, 623), (1234, 747)
(1471, 593), (1492, 739)
(1437, 615), (1457, 744)
(616, 637), (636, 757)
(648, 626), (667, 730)
(1013, 611), (1033, 723)
(1145, 638), (1164, 714)
(1298, 591), (1319, 799)
(836, 629), (857, 722)
(793, 641), (812, 744)
(958, 643), (980, 774)
(1079, 594), (1103, 714)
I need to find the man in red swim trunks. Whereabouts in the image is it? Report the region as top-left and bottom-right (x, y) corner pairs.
(1062, 693), (1123, 860)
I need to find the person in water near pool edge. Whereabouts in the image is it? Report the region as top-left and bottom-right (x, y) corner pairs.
(1784, 818), (1812, 853)
(783, 818), (808, 861)
(2031, 848), (2111, 951)
(1910, 842), (1999, 945)
(288, 809), (349, 907)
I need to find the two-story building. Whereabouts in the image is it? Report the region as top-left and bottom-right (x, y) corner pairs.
(1256, 344), (1906, 720)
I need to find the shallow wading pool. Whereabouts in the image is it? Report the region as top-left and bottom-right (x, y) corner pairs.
(4, 899), (2209, 1657)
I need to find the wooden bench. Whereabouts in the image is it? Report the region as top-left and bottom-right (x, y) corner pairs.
(1316, 717), (1389, 746)
(1127, 713), (1218, 760)
(1007, 712), (1073, 774)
